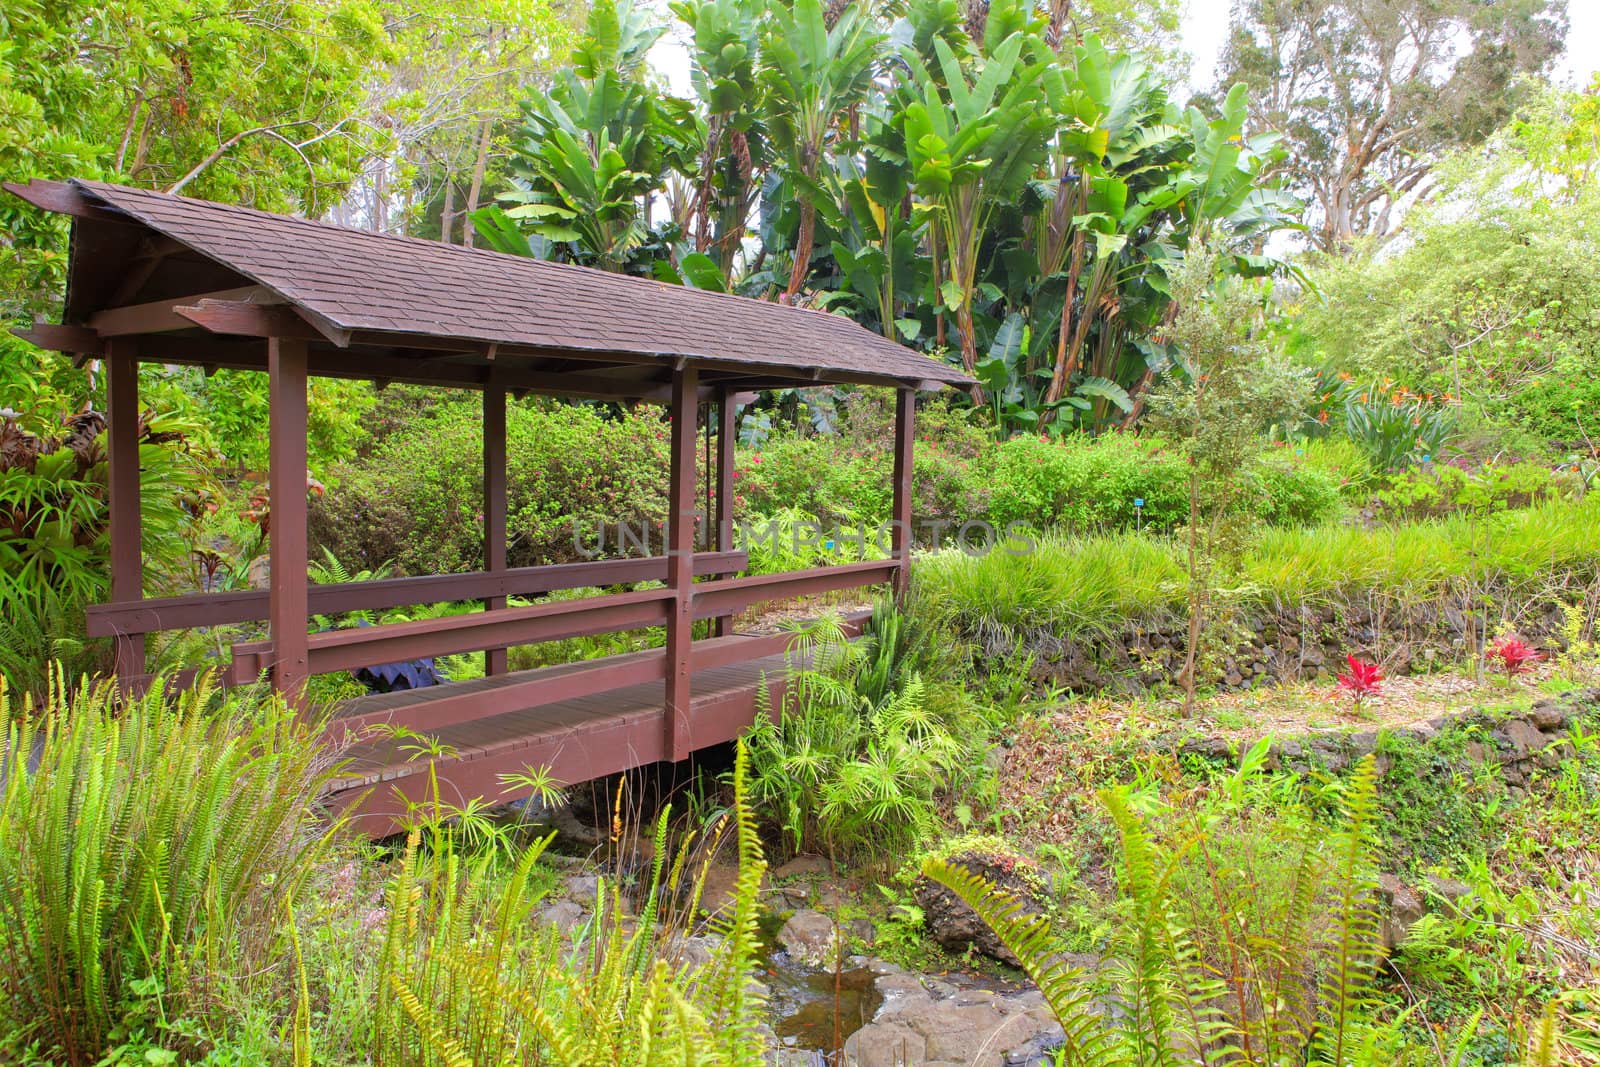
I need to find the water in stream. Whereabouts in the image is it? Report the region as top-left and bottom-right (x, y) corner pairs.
(763, 949), (882, 1062)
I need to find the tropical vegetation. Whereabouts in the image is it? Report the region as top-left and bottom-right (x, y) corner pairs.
(2, 0), (1600, 1064)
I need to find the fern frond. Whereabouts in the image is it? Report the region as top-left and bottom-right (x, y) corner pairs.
(1311, 755), (1385, 1067)
(920, 857), (1115, 1067)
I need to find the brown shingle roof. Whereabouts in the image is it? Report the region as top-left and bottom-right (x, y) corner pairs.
(72, 180), (971, 388)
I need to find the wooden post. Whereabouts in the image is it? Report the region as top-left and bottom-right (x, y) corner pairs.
(268, 337), (310, 702)
(890, 387), (915, 602)
(713, 385), (736, 637)
(664, 366), (699, 761)
(483, 384), (508, 676)
(106, 339), (145, 686)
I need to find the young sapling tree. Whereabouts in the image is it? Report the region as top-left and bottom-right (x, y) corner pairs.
(1147, 243), (1306, 715)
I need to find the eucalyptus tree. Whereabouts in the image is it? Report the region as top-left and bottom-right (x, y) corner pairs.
(1216, 0), (1568, 250)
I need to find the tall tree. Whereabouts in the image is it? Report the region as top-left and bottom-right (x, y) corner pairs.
(0, 0), (390, 391)
(1216, 0), (1568, 251)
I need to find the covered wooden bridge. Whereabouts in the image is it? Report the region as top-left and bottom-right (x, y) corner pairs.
(7, 178), (970, 832)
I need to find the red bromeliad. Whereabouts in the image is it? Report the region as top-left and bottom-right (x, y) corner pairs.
(1487, 636), (1546, 677)
(1336, 655), (1384, 706)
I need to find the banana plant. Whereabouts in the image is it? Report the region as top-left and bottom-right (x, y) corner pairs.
(672, 0), (765, 280)
(1033, 38), (1181, 408)
(759, 0), (884, 299)
(491, 81), (663, 270)
(898, 15), (1057, 389)
(473, 0), (690, 272)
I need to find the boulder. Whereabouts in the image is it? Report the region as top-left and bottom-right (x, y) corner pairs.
(1425, 876), (1474, 915)
(537, 900), (586, 933)
(778, 909), (841, 968)
(1497, 718), (1548, 760)
(843, 971), (1065, 1067)
(914, 851), (1045, 967)
(1529, 699), (1569, 730)
(1375, 873), (1424, 951)
(774, 854), (833, 880)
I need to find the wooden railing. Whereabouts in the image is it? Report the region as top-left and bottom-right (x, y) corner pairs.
(227, 587), (675, 684)
(86, 550), (748, 638)
(231, 556), (900, 702)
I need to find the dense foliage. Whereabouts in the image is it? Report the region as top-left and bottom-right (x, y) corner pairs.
(469, 0), (1299, 423)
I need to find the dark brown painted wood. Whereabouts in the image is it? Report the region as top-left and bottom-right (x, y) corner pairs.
(664, 365), (698, 761)
(173, 300), (326, 341)
(891, 387), (915, 600)
(483, 384), (508, 676)
(106, 340), (144, 685)
(85, 550), (749, 637)
(268, 337), (310, 702)
(2, 178), (129, 223)
(11, 323), (104, 355)
(230, 589), (674, 682)
(691, 560), (897, 618)
(91, 286), (270, 335)
(714, 385), (737, 637)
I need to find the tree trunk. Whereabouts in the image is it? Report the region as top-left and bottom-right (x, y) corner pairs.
(463, 117), (492, 249)
(1045, 228), (1087, 406)
(1181, 466), (1202, 717)
(439, 175), (455, 245)
(785, 201), (815, 301)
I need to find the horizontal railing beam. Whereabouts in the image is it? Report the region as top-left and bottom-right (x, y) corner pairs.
(690, 560), (899, 619)
(89, 550), (749, 637)
(326, 648), (673, 744)
(230, 589), (674, 682)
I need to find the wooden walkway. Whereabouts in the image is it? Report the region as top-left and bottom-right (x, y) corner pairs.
(324, 648), (795, 834)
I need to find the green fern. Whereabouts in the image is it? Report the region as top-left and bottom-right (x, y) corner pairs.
(0, 668), (331, 1063)
(1309, 755), (1385, 1067)
(924, 755), (1401, 1067)
(376, 741), (770, 1067)
(921, 856), (1114, 1066)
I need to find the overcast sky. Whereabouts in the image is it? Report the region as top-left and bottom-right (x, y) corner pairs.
(1181, 0), (1599, 90)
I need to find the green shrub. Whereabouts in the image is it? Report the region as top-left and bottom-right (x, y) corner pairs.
(1376, 460), (1565, 518)
(0, 673), (330, 1064)
(0, 410), (213, 699)
(312, 399), (672, 575)
(1250, 456), (1343, 526)
(734, 436), (892, 525)
(1485, 374), (1600, 446)
(987, 433), (1190, 534)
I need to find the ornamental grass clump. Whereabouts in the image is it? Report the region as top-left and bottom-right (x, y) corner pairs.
(0, 670), (332, 1065)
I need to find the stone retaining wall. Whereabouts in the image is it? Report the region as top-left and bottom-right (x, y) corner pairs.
(1029, 597), (1579, 694)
